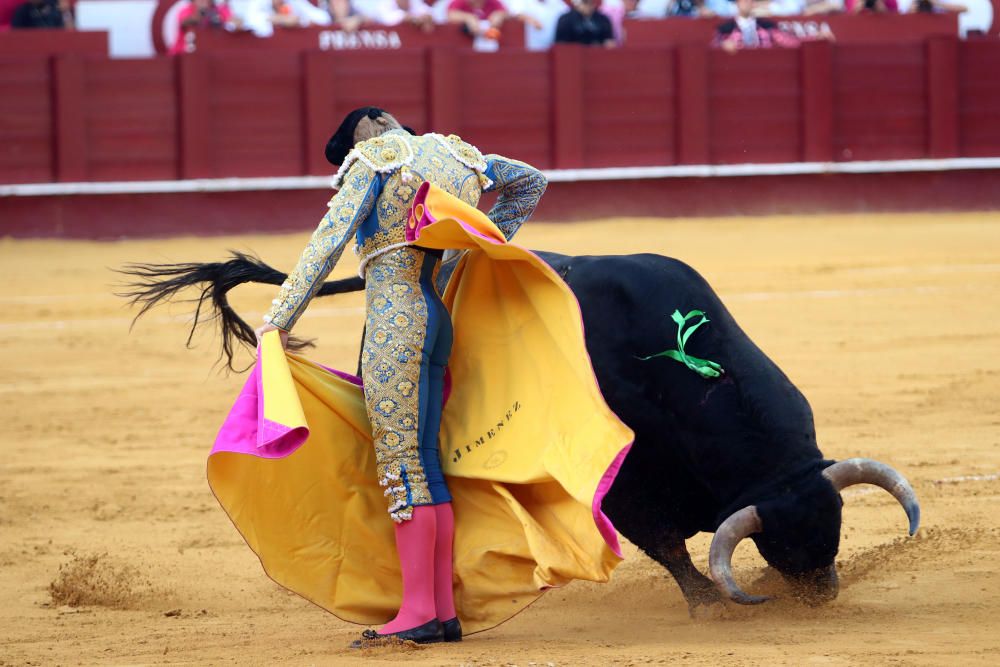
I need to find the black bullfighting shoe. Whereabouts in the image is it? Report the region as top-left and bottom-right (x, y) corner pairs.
(349, 618), (445, 648)
(442, 617), (463, 642)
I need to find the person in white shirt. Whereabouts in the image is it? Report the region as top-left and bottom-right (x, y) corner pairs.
(503, 0), (566, 50)
(353, 0), (436, 29)
(243, 0), (332, 37)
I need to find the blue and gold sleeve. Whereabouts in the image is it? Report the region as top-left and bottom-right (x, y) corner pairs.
(264, 162), (381, 331)
(482, 155), (548, 241)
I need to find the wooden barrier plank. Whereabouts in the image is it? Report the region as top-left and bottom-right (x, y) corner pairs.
(204, 52), (305, 177)
(833, 44), (927, 161)
(801, 40), (833, 163)
(581, 47), (675, 167)
(958, 41), (1000, 158)
(177, 55), (212, 179)
(52, 55), (88, 182)
(452, 51), (552, 168)
(708, 49), (801, 164)
(428, 49), (460, 134)
(303, 51), (337, 176)
(926, 38), (959, 159)
(552, 46), (585, 170)
(0, 30), (108, 57)
(83, 58), (178, 181)
(0, 57), (54, 184)
(676, 45), (709, 165)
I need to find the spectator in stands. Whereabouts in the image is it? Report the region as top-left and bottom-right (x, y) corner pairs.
(353, 0), (436, 31)
(329, 0), (364, 30)
(554, 0), (615, 46)
(713, 0), (799, 51)
(704, 0), (738, 15)
(908, 0), (965, 13)
(171, 0), (240, 54)
(623, 0), (736, 17)
(1, 0), (21, 31)
(766, 0), (844, 14)
(10, 0), (72, 28)
(766, 0), (804, 14)
(774, 0), (849, 15)
(667, 0), (713, 16)
(845, 0), (898, 12)
(243, 0), (332, 36)
(447, 0), (509, 40)
(504, 0), (565, 50)
(622, 0), (666, 16)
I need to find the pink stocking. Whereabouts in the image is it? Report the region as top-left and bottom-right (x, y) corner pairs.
(433, 503), (457, 621)
(380, 505), (438, 634)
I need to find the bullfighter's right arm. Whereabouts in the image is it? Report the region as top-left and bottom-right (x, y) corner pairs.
(482, 155), (548, 241)
(264, 161), (380, 331)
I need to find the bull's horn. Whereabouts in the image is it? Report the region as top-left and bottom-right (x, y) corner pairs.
(822, 458), (921, 536)
(708, 505), (769, 604)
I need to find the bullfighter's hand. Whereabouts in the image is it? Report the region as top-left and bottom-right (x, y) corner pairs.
(255, 323), (289, 349)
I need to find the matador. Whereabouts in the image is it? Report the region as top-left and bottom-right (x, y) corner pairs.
(255, 107), (547, 646)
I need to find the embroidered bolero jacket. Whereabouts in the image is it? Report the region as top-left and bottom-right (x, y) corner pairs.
(264, 130), (548, 332)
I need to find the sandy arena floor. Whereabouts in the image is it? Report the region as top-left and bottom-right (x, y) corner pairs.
(1, 211), (999, 666)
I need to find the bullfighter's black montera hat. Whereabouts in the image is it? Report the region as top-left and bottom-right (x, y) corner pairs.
(324, 107), (415, 167)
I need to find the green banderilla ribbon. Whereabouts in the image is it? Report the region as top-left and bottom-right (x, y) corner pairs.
(638, 309), (725, 379)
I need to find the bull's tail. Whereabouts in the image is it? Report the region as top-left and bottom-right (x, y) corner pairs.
(116, 251), (364, 371)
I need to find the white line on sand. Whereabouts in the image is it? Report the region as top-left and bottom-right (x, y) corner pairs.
(0, 306), (365, 332)
(933, 472), (1000, 484)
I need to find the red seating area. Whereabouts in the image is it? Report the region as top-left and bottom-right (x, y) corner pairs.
(2, 37), (1000, 185)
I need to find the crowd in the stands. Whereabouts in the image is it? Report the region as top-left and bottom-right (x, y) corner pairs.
(1, 0), (968, 53)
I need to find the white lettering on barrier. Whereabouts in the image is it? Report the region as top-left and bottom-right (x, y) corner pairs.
(777, 20), (835, 40)
(318, 30), (403, 51)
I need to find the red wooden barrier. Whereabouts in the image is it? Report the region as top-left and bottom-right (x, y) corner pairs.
(708, 48), (802, 164)
(621, 13), (959, 47)
(801, 40), (833, 163)
(0, 30), (108, 57)
(832, 44), (928, 161)
(927, 37), (959, 159)
(180, 52), (304, 178)
(5, 39), (1000, 186)
(550, 46), (677, 169)
(186, 22), (525, 55)
(583, 48), (676, 168)
(432, 50), (552, 169)
(82, 58), (177, 181)
(303, 49), (429, 174)
(958, 40), (1000, 157)
(676, 44), (709, 165)
(0, 57), (52, 184)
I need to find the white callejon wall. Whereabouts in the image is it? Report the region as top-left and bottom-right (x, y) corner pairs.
(75, 0), (159, 57)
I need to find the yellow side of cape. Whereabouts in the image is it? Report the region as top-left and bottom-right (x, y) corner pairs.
(207, 186), (634, 634)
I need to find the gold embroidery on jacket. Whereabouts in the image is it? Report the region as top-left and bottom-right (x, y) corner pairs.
(362, 247), (435, 521)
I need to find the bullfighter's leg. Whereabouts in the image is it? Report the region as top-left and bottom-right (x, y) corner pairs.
(361, 247), (453, 637)
(417, 259), (460, 630)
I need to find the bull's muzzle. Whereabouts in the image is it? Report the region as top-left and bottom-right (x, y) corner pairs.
(708, 458), (919, 605)
(785, 565), (839, 605)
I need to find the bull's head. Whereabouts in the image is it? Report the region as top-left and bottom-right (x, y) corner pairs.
(707, 458), (920, 605)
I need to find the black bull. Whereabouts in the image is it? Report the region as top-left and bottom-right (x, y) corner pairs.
(120, 249), (920, 613)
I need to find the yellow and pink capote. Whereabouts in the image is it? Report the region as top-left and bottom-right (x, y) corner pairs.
(207, 184), (635, 633)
